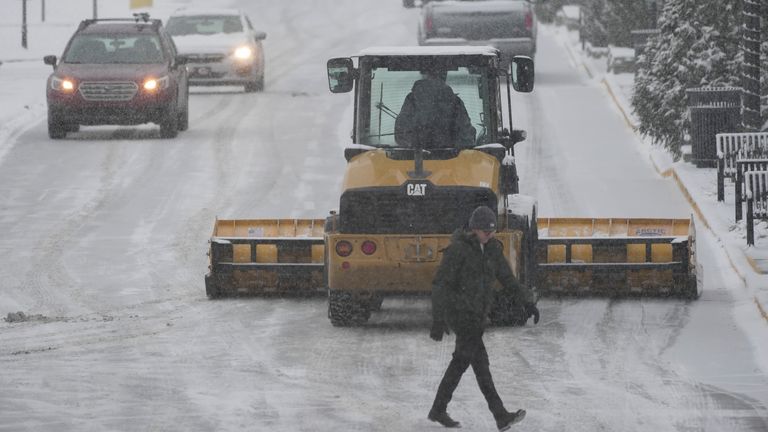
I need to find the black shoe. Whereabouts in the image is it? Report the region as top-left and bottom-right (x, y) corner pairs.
(496, 409), (526, 431)
(428, 410), (462, 428)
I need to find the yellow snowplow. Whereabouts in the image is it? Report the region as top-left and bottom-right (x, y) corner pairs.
(205, 218), (325, 298)
(204, 47), (699, 325)
(536, 217), (697, 297)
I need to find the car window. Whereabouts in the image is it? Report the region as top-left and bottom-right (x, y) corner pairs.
(363, 67), (490, 147)
(64, 34), (165, 64)
(166, 15), (244, 36)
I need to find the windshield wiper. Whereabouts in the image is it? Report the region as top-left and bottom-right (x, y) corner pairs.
(375, 102), (398, 120)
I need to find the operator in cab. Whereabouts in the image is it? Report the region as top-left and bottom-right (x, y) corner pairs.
(394, 65), (476, 150)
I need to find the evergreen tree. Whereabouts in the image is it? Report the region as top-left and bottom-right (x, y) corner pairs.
(604, 0), (654, 47)
(632, 0), (742, 157)
(581, 0), (608, 47)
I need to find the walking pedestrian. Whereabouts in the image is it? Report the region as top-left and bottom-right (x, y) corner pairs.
(428, 205), (540, 430)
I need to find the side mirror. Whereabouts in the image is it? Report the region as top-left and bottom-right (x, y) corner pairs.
(510, 56), (534, 93)
(253, 31), (267, 41)
(510, 129), (527, 144)
(327, 57), (355, 94)
(499, 128), (527, 149)
(44, 55), (57, 68)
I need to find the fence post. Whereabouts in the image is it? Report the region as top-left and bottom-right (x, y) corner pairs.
(21, 0), (27, 49)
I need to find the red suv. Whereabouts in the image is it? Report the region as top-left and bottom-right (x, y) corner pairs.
(44, 14), (189, 139)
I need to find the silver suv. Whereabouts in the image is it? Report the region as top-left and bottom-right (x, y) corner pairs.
(166, 8), (266, 92)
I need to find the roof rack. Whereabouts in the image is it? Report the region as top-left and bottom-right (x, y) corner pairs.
(77, 14), (162, 32)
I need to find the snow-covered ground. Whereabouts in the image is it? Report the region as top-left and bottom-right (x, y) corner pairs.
(1, 2), (767, 431)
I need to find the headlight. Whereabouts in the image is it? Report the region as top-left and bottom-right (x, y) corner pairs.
(233, 46), (253, 60)
(143, 75), (170, 92)
(51, 76), (76, 93)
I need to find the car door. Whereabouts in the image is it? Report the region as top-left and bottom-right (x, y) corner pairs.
(161, 30), (188, 109)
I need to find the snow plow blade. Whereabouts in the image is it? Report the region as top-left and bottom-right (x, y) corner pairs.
(205, 218), (326, 298)
(536, 217), (698, 298)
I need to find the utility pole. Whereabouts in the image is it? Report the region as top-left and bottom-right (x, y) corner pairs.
(21, 0), (27, 49)
(741, 0), (761, 130)
(41, 0), (45, 22)
(93, 0), (98, 19)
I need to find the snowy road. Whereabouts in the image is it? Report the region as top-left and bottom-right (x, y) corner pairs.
(1, 1), (766, 431)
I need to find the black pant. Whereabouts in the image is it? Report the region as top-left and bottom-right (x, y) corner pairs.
(431, 327), (506, 419)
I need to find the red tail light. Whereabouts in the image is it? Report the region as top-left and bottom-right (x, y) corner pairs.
(525, 11), (533, 32)
(425, 13), (433, 34)
(361, 240), (377, 255)
(335, 240), (353, 257)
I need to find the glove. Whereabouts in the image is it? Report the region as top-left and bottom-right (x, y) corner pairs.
(430, 322), (450, 341)
(524, 303), (540, 325)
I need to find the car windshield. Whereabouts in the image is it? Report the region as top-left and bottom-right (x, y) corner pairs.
(360, 64), (492, 147)
(166, 15), (243, 36)
(63, 34), (164, 64)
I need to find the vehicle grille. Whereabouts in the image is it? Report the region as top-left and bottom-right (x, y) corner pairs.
(79, 81), (138, 101)
(185, 54), (226, 64)
(339, 186), (497, 234)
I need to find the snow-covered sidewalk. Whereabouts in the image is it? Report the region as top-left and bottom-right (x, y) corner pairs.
(545, 24), (768, 324)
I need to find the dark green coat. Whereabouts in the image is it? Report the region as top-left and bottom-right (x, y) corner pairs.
(432, 229), (533, 331)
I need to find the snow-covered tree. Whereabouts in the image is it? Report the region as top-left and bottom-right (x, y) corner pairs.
(581, 0), (609, 47)
(604, 0), (655, 47)
(632, 0), (743, 157)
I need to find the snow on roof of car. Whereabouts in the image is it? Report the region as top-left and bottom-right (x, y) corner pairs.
(169, 8), (242, 17)
(357, 46), (499, 57)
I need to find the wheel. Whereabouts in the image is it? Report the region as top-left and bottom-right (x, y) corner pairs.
(66, 124), (80, 133)
(47, 111), (68, 139)
(369, 295), (384, 311)
(177, 99), (189, 132)
(159, 105), (179, 138)
(244, 74), (264, 93)
(403, 0), (415, 7)
(328, 290), (371, 326)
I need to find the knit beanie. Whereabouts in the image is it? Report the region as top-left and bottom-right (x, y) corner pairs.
(468, 206), (497, 230)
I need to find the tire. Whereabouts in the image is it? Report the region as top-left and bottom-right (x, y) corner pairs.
(244, 81), (258, 93)
(244, 73), (264, 93)
(403, 0), (415, 7)
(159, 105), (179, 139)
(66, 124), (80, 133)
(369, 295), (384, 312)
(177, 97), (189, 132)
(328, 290), (371, 326)
(47, 111), (68, 139)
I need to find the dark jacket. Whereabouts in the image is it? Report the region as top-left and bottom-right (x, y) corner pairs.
(432, 229), (533, 331)
(394, 78), (476, 149)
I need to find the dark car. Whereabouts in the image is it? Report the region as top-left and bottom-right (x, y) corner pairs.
(417, 0), (537, 63)
(43, 14), (189, 139)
